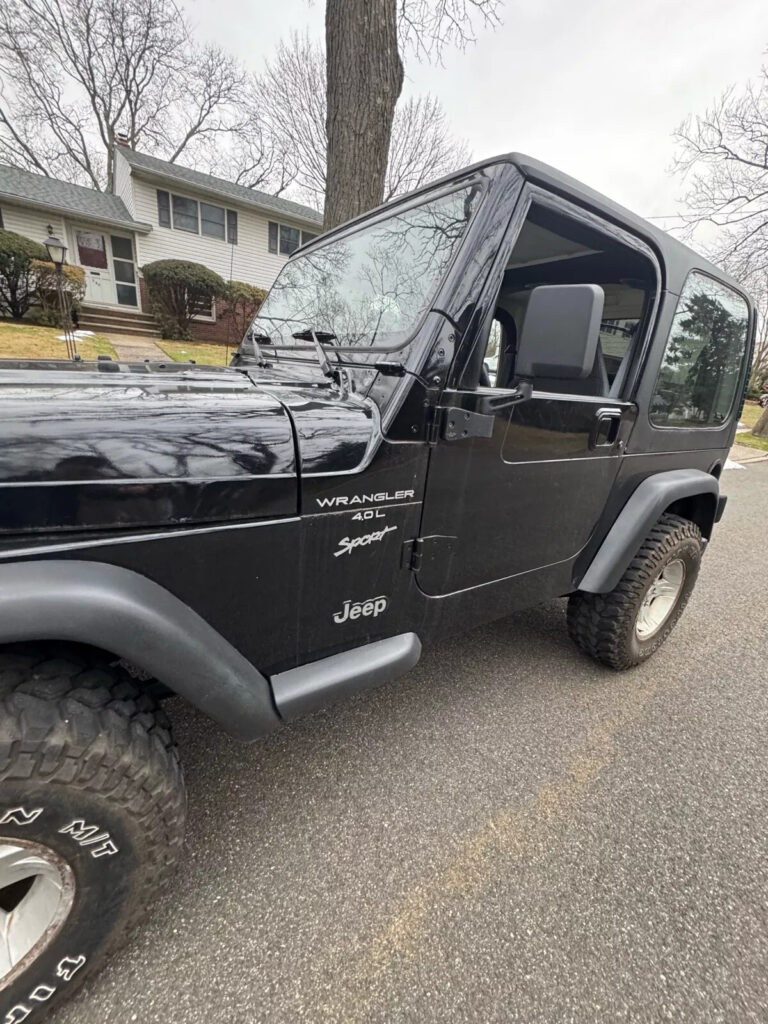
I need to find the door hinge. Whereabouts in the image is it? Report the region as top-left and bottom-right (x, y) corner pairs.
(441, 407), (495, 441)
(401, 537), (424, 572)
(426, 406), (495, 443)
(426, 408), (443, 445)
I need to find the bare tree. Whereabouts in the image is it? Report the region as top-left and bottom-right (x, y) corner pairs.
(257, 32), (471, 209)
(0, 0), (283, 193)
(324, 0), (502, 230)
(257, 33), (328, 206)
(674, 65), (768, 287)
(673, 59), (768, 435)
(385, 94), (471, 200)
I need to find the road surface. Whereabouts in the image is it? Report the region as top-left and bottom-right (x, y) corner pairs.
(54, 462), (768, 1024)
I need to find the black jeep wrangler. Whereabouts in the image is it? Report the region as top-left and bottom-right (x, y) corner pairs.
(0, 154), (754, 1020)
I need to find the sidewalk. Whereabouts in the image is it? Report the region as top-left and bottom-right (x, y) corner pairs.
(107, 334), (168, 362)
(728, 441), (768, 466)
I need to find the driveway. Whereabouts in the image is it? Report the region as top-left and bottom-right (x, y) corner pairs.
(54, 462), (768, 1024)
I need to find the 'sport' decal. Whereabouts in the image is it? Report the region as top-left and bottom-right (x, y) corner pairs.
(334, 525), (397, 557)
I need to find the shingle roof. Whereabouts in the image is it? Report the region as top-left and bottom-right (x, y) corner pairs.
(118, 148), (323, 226)
(0, 164), (147, 228)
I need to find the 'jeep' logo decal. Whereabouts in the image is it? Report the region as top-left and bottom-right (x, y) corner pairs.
(333, 596), (388, 623)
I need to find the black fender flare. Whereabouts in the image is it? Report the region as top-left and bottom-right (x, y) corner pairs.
(578, 469), (720, 594)
(0, 559), (280, 741)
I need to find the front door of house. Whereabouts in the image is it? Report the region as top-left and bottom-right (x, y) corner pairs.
(75, 229), (114, 304)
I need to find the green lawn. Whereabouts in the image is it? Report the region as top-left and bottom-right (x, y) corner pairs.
(0, 321), (116, 361)
(735, 401), (768, 453)
(157, 340), (232, 366)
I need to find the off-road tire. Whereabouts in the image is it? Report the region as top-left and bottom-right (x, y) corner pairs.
(0, 643), (186, 1022)
(567, 513), (703, 670)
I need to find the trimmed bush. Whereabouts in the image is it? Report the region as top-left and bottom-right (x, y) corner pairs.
(0, 229), (48, 319)
(142, 259), (226, 339)
(30, 259), (86, 325)
(224, 280), (267, 341)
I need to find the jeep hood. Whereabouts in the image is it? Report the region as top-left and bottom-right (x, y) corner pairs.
(0, 364), (298, 534)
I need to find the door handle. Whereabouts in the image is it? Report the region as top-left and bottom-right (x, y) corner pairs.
(589, 407), (622, 449)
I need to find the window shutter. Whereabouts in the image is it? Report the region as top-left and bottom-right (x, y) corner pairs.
(227, 210), (238, 245)
(268, 221), (278, 253)
(157, 190), (171, 228)
(301, 230), (317, 246)
(0, 207), (4, 229)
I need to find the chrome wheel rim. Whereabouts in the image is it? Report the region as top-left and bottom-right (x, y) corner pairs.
(0, 839), (75, 988)
(635, 559), (686, 640)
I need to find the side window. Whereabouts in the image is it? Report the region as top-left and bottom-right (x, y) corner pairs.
(474, 203), (656, 397)
(650, 272), (749, 427)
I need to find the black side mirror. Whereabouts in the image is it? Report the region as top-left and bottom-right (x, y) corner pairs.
(515, 284), (604, 380)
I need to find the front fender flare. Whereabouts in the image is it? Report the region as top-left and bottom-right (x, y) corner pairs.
(578, 469), (720, 594)
(0, 559), (280, 741)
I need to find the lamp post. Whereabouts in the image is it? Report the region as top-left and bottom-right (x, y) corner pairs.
(44, 226), (77, 359)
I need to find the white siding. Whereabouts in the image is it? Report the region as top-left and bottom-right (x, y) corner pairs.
(129, 176), (316, 291)
(114, 149), (134, 217)
(1, 203), (65, 246)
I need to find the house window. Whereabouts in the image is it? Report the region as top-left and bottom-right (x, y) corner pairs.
(172, 194), (199, 233)
(158, 189), (236, 243)
(267, 221), (304, 256)
(196, 294), (215, 319)
(201, 202), (225, 240)
(157, 190), (171, 228)
(76, 230), (108, 269)
(227, 209), (238, 244)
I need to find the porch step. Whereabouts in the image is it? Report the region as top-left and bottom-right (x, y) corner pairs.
(78, 306), (161, 338)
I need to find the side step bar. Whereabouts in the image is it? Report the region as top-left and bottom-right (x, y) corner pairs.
(270, 633), (422, 720)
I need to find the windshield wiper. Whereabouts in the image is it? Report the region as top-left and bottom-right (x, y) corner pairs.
(244, 327), (273, 367)
(292, 328), (338, 379)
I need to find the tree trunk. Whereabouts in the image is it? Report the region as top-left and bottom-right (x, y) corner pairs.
(752, 403), (768, 437)
(324, 0), (403, 231)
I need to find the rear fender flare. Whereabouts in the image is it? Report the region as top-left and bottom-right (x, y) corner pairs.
(0, 559), (280, 741)
(578, 469), (719, 594)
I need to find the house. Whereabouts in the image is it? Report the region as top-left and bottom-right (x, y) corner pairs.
(0, 146), (323, 340)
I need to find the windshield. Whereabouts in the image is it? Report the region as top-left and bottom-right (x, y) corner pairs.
(249, 185), (480, 356)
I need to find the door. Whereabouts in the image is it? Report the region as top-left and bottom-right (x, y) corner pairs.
(75, 229), (114, 304)
(417, 389), (633, 595)
(416, 196), (659, 597)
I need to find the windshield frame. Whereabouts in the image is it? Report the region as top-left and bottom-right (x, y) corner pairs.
(246, 174), (488, 357)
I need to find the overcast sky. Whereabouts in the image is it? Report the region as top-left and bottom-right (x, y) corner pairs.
(185, 0), (768, 227)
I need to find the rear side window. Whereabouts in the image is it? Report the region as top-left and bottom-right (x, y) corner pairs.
(650, 272), (749, 427)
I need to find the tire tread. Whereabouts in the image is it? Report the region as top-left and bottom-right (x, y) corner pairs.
(567, 513), (702, 670)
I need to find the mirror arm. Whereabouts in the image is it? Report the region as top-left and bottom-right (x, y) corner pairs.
(475, 380), (532, 414)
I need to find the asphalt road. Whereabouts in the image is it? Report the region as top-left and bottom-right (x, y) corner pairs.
(54, 462), (768, 1024)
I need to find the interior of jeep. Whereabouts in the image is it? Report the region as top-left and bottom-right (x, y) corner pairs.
(471, 202), (658, 398)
